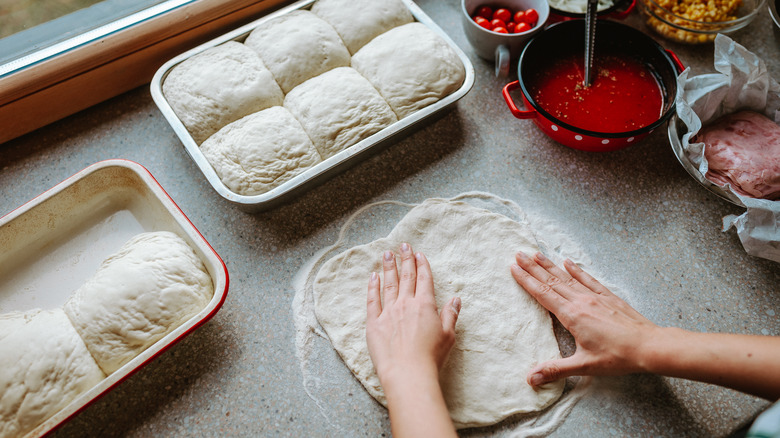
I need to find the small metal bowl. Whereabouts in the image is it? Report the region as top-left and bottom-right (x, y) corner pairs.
(640, 0), (765, 44)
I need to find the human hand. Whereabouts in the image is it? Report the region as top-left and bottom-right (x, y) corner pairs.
(366, 243), (461, 386)
(511, 251), (660, 387)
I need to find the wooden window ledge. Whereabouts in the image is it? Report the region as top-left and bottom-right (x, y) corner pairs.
(0, 0), (289, 145)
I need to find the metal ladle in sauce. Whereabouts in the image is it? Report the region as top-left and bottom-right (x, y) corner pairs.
(584, 0), (598, 86)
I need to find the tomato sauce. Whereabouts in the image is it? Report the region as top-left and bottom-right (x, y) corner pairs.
(529, 53), (663, 133)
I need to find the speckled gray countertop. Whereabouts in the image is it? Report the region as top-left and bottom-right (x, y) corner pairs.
(1, 1), (779, 436)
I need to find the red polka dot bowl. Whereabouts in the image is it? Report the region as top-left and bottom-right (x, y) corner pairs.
(501, 20), (684, 152)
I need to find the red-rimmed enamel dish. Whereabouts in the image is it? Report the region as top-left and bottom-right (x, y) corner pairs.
(0, 159), (228, 437)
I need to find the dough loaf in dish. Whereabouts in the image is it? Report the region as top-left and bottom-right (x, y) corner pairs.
(200, 106), (322, 195)
(0, 309), (105, 438)
(311, 0), (414, 54)
(162, 41), (284, 144)
(64, 231), (213, 375)
(284, 67), (398, 159)
(244, 10), (351, 94)
(351, 22), (466, 119)
(313, 199), (564, 429)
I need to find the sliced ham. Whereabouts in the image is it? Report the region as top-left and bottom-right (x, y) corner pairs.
(694, 110), (780, 200)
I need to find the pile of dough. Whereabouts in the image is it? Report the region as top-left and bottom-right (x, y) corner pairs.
(162, 41), (284, 144)
(163, 0), (467, 197)
(311, 0), (414, 54)
(244, 10), (351, 94)
(313, 199), (564, 429)
(0, 309), (105, 438)
(351, 23), (466, 119)
(201, 106), (322, 195)
(284, 67), (398, 159)
(64, 231), (213, 374)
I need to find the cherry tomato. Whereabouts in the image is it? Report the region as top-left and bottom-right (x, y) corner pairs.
(515, 22), (531, 33)
(476, 6), (493, 19)
(474, 15), (492, 30)
(493, 26), (508, 33)
(493, 8), (512, 23)
(490, 18), (506, 29)
(506, 21), (516, 33)
(524, 8), (539, 25)
(513, 10), (526, 23)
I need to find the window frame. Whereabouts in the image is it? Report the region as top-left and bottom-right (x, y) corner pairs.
(0, 0), (289, 144)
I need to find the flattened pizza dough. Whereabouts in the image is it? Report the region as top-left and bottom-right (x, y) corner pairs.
(0, 309), (105, 438)
(313, 198), (564, 429)
(200, 106), (322, 195)
(63, 231), (213, 374)
(351, 23), (465, 119)
(284, 67), (397, 159)
(311, 0), (414, 54)
(244, 10), (351, 93)
(162, 41), (283, 144)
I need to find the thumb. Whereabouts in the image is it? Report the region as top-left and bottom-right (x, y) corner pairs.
(527, 354), (588, 387)
(440, 296), (461, 335)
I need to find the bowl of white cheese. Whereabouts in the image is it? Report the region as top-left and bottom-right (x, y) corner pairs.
(547, 0), (635, 20)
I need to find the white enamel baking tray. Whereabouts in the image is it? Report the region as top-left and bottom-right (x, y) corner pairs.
(0, 159), (229, 437)
(150, 0), (475, 212)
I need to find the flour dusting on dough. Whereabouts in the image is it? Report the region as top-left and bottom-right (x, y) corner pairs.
(291, 192), (614, 434)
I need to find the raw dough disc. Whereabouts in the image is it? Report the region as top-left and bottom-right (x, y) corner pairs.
(63, 231), (213, 375)
(313, 198), (564, 429)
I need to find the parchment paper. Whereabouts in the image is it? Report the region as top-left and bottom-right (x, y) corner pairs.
(675, 34), (780, 263)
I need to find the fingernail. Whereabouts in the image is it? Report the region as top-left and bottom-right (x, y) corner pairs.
(400, 242), (410, 253)
(453, 297), (461, 314)
(535, 252), (547, 262)
(384, 250), (394, 261)
(564, 259), (577, 269)
(516, 252), (529, 261)
(370, 272), (378, 283)
(415, 252), (424, 261)
(529, 372), (545, 387)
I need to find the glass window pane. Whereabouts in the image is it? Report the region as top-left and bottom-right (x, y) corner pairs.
(0, 0), (193, 75)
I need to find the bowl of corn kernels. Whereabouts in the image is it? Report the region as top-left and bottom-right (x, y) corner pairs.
(639, 0), (765, 43)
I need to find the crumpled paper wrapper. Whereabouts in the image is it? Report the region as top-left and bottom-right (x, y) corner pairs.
(675, 34), (780, 263)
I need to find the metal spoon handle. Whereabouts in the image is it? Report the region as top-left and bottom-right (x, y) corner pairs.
(584, 0), (598, 86)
